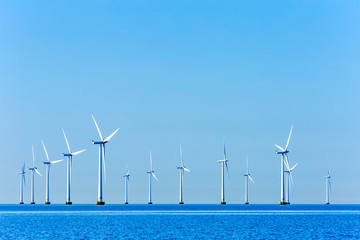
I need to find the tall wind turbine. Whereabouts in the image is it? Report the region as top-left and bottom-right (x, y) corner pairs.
(244, 156), (255, 204)
(217, 144), (229, 205)
(29, 146), (42, 204)
(177, 145), (190, 204)
(62, 128), (86, 205)
(42, 140), (63, 204)
(123, 168), (130, 204)
(324, 170), (331, 204)
(91, 114), (119, 205)
(285, 163), (298, 204)
(18, 162), (26, 204)
(275, 126), (293, 205)
(147, 151), (158, 204)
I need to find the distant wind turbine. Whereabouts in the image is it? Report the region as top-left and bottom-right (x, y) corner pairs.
(18, 162), (26, 204)
(91, 114), (119, 205)
(29, 146), (42, 204)
(123, 168), (130, 204)
(147, 151), (158, 204)
(42, 140), (63, 204)
(324, 170), (331, 204)
(275, 126), (293, 205)
(244, 156), (254, 204)
(177, 145), (190, 204)
(285, 162), (298, 204)
(217, 144), (229, 205)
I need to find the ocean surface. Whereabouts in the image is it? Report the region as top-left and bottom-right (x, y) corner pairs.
(0, 204), (360, 239)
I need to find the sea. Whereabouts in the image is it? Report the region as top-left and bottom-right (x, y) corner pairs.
(0, 204), (359, 239)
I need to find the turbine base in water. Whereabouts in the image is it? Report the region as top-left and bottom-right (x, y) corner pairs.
(326, 202), (330, 205)
(148, 202), (153, 204)
(19, 202), (24, 205)
(179, 202), (184, 204)
(279, 201), (288, 205)
(220, 202), (226, 205)
(45, 202), (51, 205)
(244, 202), (249, 204)
(65, 201), (72, 205)
(124, 202), (129, 204)
(96, 201), (105, 205)
(30, 202), (35, 204)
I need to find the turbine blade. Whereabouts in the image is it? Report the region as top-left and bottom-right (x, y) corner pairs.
(104, 128), (119, 142)
(249, 175), (255, 184)
(152, 172), (158, 181)
(223, 144), (226, 160)
(275, 144), (285, 152)
(284, 154), (291, 172)
(72, 149), (86, 156)
(285, 125), (293, 150)
(329, 179), (332, 192)
(50, 159), (63, 164)
(91, 114), (103, 141)
(180, 144), (184, 166)
(35, 169), (42, 176)
(41, 140), (50, 162)
(22, 162), (25, 172)
(184, 167), (190, 172)
(32, 145), (35, 167)
(62, 128), (71, 153)
(23, 174), (26, 186)
(150, 151), (152, 171)
(246, 155), (249, 174)
(225, 162), (230, 178)
(290, 163), (298, 171)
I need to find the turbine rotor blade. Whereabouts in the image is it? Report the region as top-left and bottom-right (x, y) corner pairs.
(72, 149), (86, 156)
(285, 125), (293, 150)
(32, 145), (35, 167)
(248, 175), (255, 184)
(184, 167), (190, 172)
(223, 144), (226, 160)
(62, 128), (71, 153)
(50, 159), (63, 164)
(275, 144), (285, 152)
(180, 144), (184, 166)
(152, 172), (158, 181)
(104, 128), (119, 142)
(290, 163), (298, 171)
(91, 114), (103, 141)
(225, 162), (230, 178)
(150, 151), (152, 171)
(35, 169), (42, 176)
(41, 140), (50, 162)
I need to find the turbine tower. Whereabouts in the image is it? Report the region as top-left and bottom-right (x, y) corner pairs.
(217, 144), (229, 205)
(324, 170), (331, 204)
(243, 156), (255, 204)
(28, 146), (42, 204)
(42, 140), (63, 204)
(18, 162), (26, 204)
(62, 128), (86, 205)
(177, 145), (190, 204)
(123, 168), (130, 204)
(275, 126), (293, 205)
(147, 151), (158, 204)
(91, 114), (119, 205)
(285, 163), (298, 204)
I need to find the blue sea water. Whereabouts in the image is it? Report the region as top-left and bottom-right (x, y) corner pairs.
(0, 204), (360, 239)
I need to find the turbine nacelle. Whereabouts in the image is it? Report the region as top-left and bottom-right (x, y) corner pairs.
(276, 150), (289, 155)
(92, 140), (108, 145)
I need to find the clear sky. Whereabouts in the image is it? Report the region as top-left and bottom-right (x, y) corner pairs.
(0, 1), (359, 204)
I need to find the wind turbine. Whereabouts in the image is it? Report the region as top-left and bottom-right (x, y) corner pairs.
(18, 162), (26, 204)
(29, 146), (42, 204)
(324, 170), (331, 204)
(217, 144), (229, 205)
(41, 140), (63, 204)
(275, 126), (293, 205)
(244, 156), (254, 204)
(62, 128), (86, 205)
(91, 114), (119, 205)
(284, 163), (298, 204)
(147, 151), (158, 204)
(177, 145), (190, 204)
(123, 168), (130, 204)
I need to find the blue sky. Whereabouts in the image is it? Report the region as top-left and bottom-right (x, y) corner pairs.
(0, 1), (359, 204)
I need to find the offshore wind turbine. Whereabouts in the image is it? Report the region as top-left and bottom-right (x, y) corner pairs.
(29, 146), (42, 204)
(275, 126), (293, 205)
(324, 170), (331, 204)
(41, 140), (63, 204)
(91, 114), (119, 205)
(177, 145), (190, 204)
(243, 156), (254, 204)
(147, 151), (158, 204)
(123, 168), (130, 204)
(284, 163), (298, 204)
(217, 144), (229, 205)
(62, 128), (86, 205)
(18, 162), (26, 204)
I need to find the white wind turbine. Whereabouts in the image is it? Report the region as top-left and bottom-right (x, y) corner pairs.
(285, 162), (298, 204)
(123, 168), (130, 204)
(62, 128), (86, 205)
(275, 126), (293, 205)
(18, 162), (26, 204)
(217, 144), (229, 205)
(147, 151), (158, 204)
(91, 114), (119, 205)
(177, 145), (190, 204)
(243, 156), (254, 204)
(324, 170), (331, 204)
(29, 146), (42, 204)
(41, 140), (63, 204)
